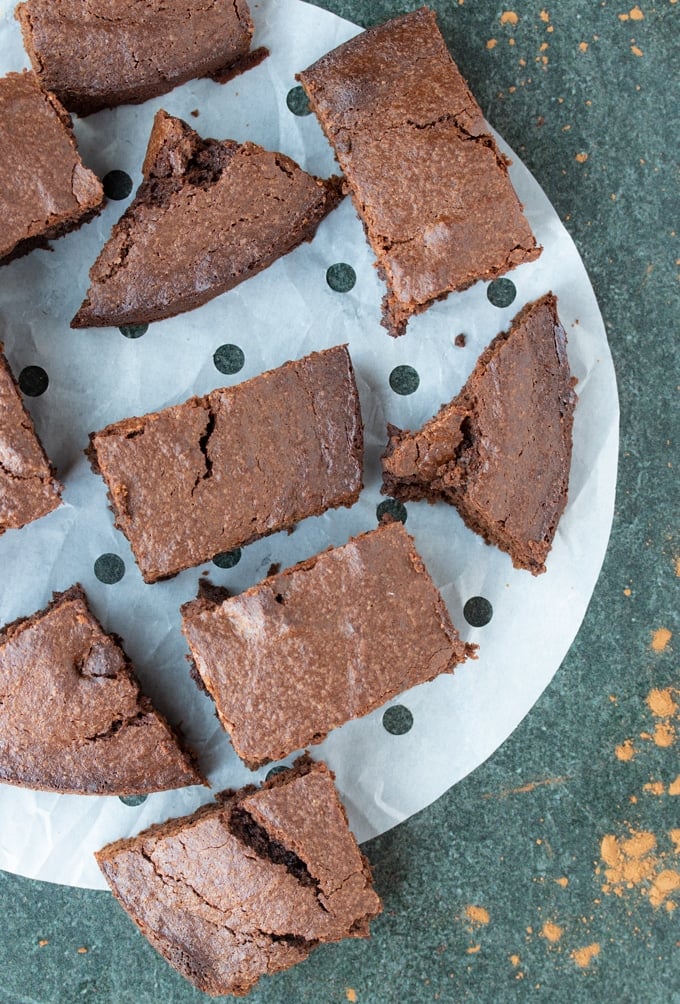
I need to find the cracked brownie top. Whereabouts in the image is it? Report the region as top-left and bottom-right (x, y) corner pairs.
(0, 584), (205, 794)
(95, 756), (382, 996)
(86, 344), (364, 583)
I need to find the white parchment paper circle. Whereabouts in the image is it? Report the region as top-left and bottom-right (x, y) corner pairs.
(0, 0), (617, 888)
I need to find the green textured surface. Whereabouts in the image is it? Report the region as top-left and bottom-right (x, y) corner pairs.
(1, 1), (678, 1002)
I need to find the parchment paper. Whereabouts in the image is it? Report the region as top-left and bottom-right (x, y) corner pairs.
(0, 0), (618, 889)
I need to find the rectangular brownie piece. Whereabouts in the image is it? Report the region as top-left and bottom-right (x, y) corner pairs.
(0, 70), (103, 267)
(96, 756), (382, 996)
(88, 345), (363, 583)
(0, 344), (62, 533)
(297, 7), (541, 336)
(16, 0), (267, 117)
(181, 521), (476, 769)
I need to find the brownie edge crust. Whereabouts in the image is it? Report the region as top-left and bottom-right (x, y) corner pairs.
(95, 757), (382, 996)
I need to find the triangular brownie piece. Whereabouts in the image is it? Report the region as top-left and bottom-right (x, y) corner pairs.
(72, 111), (344, 327)
(0, 585), (205, 794)
(381, 294), (577, 574)
(96, 757), (382, 996)
(0, 344), (62, 533)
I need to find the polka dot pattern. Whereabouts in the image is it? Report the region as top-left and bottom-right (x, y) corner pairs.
(119, 324), (148, 339)
(463, 596), (493, 627)
(103, 170), (133, 200)
(382, 705), (413, 735)
(326, 263), (356, 292)
(213, 344), (245, 375)
(213, 549), (241, 569)
(286, 85), (311, 116)
(376, 498), (407, 524)
(389, 365), (419, 395)
(94, 554), (125, 584)
(119, 794), (147, 807)
(487, 277), (517, 308)
(18, 366), (48, 397)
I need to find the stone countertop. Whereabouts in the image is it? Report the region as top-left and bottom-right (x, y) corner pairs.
(1, 2), (677, 1002)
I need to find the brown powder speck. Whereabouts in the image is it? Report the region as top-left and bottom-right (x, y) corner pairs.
(579, 41), (589, 51)
(466, 944), (481, 954)
(649, 870), (680, 908)
(619, 12), (630, 19)
(38, 939), (48, 948)
(77, 947), (88, 954)
(345, 990), (357, 1003)
(575, 152), (588, 163)
(652, 722), (676, 748)
(540, 9), (550, 21)
(190, 109), (200, 118)
(623, 587), (632, 596)
(669, 776), (680, 796)
(455, 333), (467, 347)
(509, 37), (516, 45)
(541, 921), (564, 943)
(630, 5), (644, 19)
(631, 44), (644, 56)
(555, 877), (569, 888)
(571, 943), (600, 969)
(651, 628), (672, 652)
(465, 905), (490, 926)
(646, 687), (676, 717)
(547, 24), (554, 32)
(510, 953), (521, 966)
(540, 41), (549, 51)
(500, 11), (519, 25)
(615, 738), (636, 762)
(487, 38), (498, 49)
(643, 781), (665, 795)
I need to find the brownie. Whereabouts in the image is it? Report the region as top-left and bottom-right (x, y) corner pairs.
(96, 756), (382, 996)
(0, 585), (205, 794)
(87, 345), (363, 583)
(15, 0), (268, 117)
(181, 521), (476, 769)
(297, 7), (541, 336)
(71, 110), (344, 327)
(0, 70), (104, 267)
(0, 344), (62, 534)
(381, 294), (577, 575)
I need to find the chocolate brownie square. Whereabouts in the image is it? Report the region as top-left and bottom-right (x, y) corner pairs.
(181, 521), (476, 768)
(87, 345), (363, 583)
(298, 8), (540, 336)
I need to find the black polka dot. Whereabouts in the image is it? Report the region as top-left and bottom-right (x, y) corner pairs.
(382, 705), (413, 735)
(119, 794), (147, 807)
(286, 85), (311, 116)
(119, 324), (148, 339)
(326, 263), (356, 292)
(18, 366), (49, 397)
(213, 344), (245, 375)
(213, 549), (241, 569)
(265, 766), (289, 781)
(94, 553), (125, 584)
(103, 170), (133, 200)
(389, 365), (419, 395)
(376, 498), (407, 524)
(463, 596), (493, 627)
(487, 278), (517, 308)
